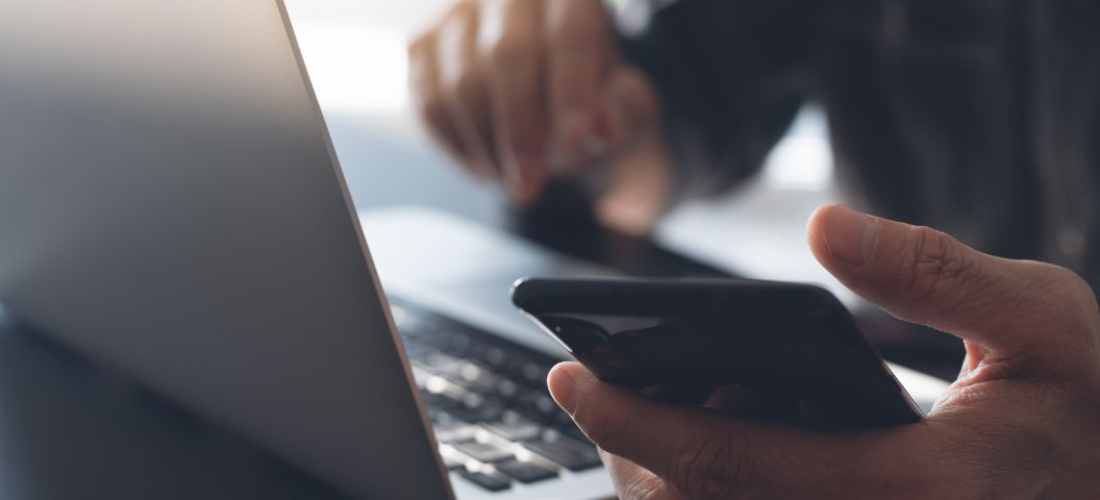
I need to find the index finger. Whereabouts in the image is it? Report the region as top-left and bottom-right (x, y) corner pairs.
(807, 205), (1100, 374)
(479, 0), (547, 202)
(545, 0), (617, 152)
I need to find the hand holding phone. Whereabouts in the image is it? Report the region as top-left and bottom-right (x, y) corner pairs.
(512, 277), (922, 429)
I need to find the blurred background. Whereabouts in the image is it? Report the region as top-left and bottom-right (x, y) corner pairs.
(281, 0), (851, 300)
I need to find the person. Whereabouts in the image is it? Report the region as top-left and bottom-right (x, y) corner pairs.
(408, 0), (1100, 497)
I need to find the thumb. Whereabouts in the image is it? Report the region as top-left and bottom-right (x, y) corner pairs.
(546, 362), (859, 499)
(807, 205), (1098, 372)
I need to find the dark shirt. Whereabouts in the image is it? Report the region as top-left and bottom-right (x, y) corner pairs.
(616, 0), (1100, 292)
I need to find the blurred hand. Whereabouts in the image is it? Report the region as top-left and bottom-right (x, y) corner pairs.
(548, 205), (1100, 499)
(407, 0), (663, 205)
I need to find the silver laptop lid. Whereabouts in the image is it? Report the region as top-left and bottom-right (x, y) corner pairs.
(0, 0), (450, 498)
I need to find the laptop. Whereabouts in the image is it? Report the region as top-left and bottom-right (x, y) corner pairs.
(0, 0), (947, 498)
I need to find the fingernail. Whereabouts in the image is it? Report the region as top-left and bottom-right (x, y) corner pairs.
(822, 205), (878, 266)
(547, 365), (578, 415)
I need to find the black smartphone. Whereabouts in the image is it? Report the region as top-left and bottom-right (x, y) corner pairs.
(511, 277), (922, 429)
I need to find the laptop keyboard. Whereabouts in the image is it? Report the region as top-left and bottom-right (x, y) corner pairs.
(390, 299), (602, 493)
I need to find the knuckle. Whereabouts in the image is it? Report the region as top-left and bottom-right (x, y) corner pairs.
(901, 226), (982, 308)
(487, 32), (538, 68)
(449, 69), (483, 105)
(1031, 264), (1100, 342)
(1039, 265), (1096, 310)
(670, 430), (758, 500)
(417, 94), (450, 130)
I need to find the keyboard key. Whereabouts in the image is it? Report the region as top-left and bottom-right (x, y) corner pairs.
(494, 458), (558, 483)
(422, 392), (463, 412)
(481, 420), (542, 442)
(498, 358), (547, 389)
(495, 378), (520, 399)
(458, 471), (511, 492)
(480, 346), (506, 367)
(517, 391), (562, 421)
(402, 342), (433, 361)
(454, 362), (500, 392)
(393, 299), (608, 480)
(434, 422), (477, 443)
(445, 331), (471, 351)
(449, 399), (505, 424)
(421, 352), (465, 375)
(452, 441), (514, 463)
(523, 437), (602, 471)
(533, 394), (559, 414)
(393, 312), (439, 340)
(419, 375), (470, 405)
(522, 362), (547, 381)
(442, 454), (466, 470)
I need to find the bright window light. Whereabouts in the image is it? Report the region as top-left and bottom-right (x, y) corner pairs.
(293, 26), (409, 115)
(760, 105), (834, 190)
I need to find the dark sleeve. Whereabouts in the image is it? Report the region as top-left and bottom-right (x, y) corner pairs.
(612, 0), (819, 200)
